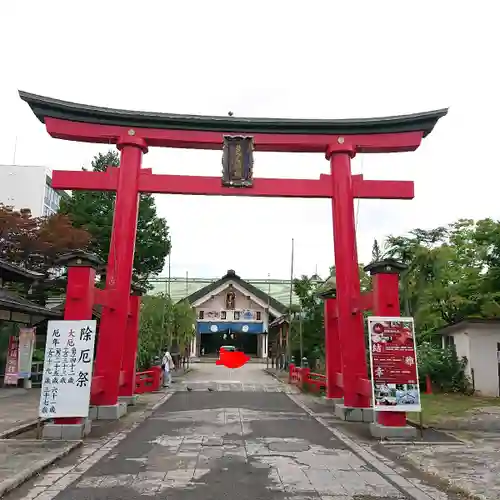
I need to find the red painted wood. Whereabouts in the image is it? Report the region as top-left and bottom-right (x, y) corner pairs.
(328, 145), (370, 408)
(325, 299), (343, 399)
(92, 136), (147, 407)
(52, 169), (414, 200)
(425, 374), (433, 394)
(360, 292), (373, 311)
(44, 117), (424, 153)
(90, 376), (105, 397)
(372, 271), (407, 427)
(119, 295), (141, 398)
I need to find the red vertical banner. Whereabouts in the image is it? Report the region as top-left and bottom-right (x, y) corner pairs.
(4, 336), (20, 386)
(367, 316), (421, 412)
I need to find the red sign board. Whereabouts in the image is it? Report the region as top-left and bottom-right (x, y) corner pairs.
(368, 317), (421, 412)
(4, 336), (19, 386)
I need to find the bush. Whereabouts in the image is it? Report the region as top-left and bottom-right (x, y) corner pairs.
(417, 342), (472, 393)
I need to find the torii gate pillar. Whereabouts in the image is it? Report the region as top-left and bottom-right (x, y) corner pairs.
(91, 135), (147, 414)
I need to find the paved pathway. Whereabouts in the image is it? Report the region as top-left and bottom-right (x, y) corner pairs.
(7, 363), (456, 500)
(0, 389), (40, 438)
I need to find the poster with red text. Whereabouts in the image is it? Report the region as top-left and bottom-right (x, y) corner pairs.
(367, 316), (421, 412)
(4, 336), (20, 386)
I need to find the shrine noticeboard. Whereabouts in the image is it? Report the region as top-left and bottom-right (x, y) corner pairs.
(38, 320), (97, 418)
(367, 316), (421, 413)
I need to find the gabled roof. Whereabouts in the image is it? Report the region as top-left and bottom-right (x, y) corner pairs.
(182, 269), (287, 315)
(0, 258), (44, 284)
(0, 288), (61, 318)
(437, 318), (500, 336)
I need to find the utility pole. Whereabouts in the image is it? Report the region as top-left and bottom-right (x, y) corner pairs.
(299, 306), (303, 365)
(286, 238), (294, 367)
(167, 235), (171, 297)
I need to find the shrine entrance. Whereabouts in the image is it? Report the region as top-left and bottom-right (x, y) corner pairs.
(18, 90), (447, 438)
(200, 331), (258, 357)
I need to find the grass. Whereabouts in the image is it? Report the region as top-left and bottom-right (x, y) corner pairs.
(408, 393), (500, 426)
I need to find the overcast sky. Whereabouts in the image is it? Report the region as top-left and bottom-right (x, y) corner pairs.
(0, 2), (498, 281)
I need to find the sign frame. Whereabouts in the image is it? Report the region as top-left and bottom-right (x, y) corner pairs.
(367, 316), (421, 413)
(38, 320), (97, 418)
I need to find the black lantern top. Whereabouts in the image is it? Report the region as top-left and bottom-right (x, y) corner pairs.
(222, 136), (254, 187)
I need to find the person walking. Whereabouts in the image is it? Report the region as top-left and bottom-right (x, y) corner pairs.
(162, 348), (174, 387)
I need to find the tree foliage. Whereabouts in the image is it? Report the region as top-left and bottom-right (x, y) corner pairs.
(137, 293), (196, 370)
(58, 151), (171, 287)
(383, 218), (500, 338)
(289, 265), (372, 367)
(0, 204), (90, 274)
(417, 342), (472, 393)
(0, 204), (91, 303)
(287, 217), (500, 390)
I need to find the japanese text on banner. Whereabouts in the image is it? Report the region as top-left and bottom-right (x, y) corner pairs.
(367, 316), (421, 413)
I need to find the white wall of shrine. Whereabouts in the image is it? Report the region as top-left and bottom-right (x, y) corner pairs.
(189, 283), (273, 358)
(196, 287), (266, 322)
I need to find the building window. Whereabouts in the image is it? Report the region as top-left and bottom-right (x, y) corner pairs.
(256, 312), (261, 320)
(444, 335), (455, 348)
(42, 205), (53, 217)
(220, 311), (226, 320)
(234, 311), (240, 320)
(198, 311), (204, 320)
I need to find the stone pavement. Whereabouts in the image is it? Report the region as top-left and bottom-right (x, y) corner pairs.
(4, 364), (459, 500)
(383, 431), (500, 499)
(0, 389), (41, 438)
(0, 440), (81, 497)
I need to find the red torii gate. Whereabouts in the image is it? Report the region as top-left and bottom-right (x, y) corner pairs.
(19, 91), (447, 435)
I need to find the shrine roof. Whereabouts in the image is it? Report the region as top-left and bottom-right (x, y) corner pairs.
(0, 258), (44, 284)
(0, 288), (61, 319)
(149, 275), (315, 307)
(19, 91), (448, 137)
(180, 270), (288, 315)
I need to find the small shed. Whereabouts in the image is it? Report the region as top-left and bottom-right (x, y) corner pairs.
(438, 318), (500, 396)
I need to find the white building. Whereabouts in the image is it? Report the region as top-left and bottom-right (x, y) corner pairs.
(439, 319), (500, 396)
(0, 164), (64, 217)
(182, 269), (286, 358)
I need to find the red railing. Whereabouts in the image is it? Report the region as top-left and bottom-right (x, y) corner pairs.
(135, 366), (163, 394)
(289, 364), (326, 393)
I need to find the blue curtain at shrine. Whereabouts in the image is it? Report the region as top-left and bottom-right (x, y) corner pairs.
(197, 322), (263, 334)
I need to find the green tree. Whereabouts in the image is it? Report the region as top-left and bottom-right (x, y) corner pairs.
(418, 342), (472, 393)
(371, 238), (382, 262)
(383, 219), (500, 338)
(59, 151), (171, 287)
(137, 294), (196, 370)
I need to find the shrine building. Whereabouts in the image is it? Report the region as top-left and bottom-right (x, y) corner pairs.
(180, 270), (287, 358)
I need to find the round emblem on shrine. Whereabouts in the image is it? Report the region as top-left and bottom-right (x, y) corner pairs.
(210, 325), (218, 333)
(242, 325), (249, 333)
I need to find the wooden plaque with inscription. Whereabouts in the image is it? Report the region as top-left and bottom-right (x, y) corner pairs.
(221, 136), (254, 187)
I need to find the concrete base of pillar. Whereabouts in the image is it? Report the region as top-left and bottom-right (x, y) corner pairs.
(334, 404), (374, 422)
(326, 397), (344, 410)
(42, 418), (91, 440)
(369, 422), (417, 439)
(119, 395), (138, 407)
(89, 402), (127, 420)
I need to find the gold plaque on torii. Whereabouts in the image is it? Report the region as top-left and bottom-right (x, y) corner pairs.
(221, 136), (254, 187)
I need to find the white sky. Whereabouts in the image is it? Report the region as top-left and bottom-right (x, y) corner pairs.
(0, 1), (498, 280)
